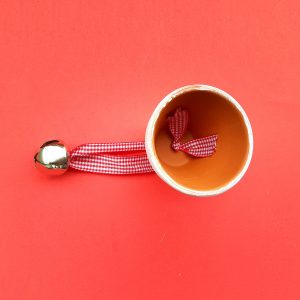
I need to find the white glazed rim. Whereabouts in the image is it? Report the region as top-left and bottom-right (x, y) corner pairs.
(145, 84), (254, 197)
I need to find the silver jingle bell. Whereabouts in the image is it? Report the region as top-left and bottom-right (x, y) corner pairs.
(34, 140), (69, 175)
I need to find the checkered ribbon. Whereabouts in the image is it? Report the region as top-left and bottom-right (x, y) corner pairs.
(69, 108), (217, 174)
(69, 142), (152, 174)
(168, 108), (218, 157)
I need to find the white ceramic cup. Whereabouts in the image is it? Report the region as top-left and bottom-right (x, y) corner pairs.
(145, 84), (253, 197)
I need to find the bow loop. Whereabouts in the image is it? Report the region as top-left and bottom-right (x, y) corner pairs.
(167, 108), (189, 142)
(179, 135), (218, 157)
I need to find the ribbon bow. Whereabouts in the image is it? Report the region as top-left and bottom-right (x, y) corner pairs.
(69, 108), (217, 174)
(168, 108), (217, 157)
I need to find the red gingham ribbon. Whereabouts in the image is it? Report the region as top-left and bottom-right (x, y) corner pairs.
(69, 108), (217, 174)
(69, 142), (152, 174)
(168, 108), (218, 157)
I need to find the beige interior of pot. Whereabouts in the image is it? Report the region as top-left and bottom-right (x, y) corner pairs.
(153, 90), (250, 191)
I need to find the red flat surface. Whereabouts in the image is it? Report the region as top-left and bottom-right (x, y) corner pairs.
(1, 1), (300, 299)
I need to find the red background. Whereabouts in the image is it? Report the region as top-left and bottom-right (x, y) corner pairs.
(1, 1), (299, 299)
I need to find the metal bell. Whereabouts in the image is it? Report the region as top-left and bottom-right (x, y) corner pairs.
(34, 140), (69, 175)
